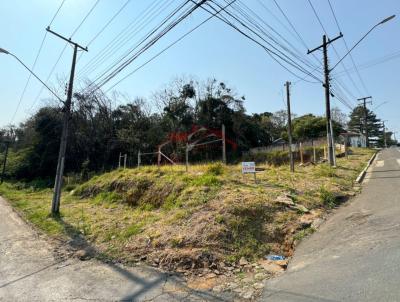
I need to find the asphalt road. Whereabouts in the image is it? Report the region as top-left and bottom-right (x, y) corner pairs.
(0, 197), (231, 301)
(262, 147), (400, 301)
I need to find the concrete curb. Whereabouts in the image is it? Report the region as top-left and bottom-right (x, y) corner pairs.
(355, 151), (378, 184)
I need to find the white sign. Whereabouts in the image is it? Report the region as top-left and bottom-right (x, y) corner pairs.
(242, 162), (256, 174)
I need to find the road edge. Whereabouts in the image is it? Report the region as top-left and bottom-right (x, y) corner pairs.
(355, 151), (378, 184)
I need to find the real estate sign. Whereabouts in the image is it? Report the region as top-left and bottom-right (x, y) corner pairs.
(242, 162), (256, 174)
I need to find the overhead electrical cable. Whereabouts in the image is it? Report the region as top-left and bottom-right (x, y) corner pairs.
(327, 0), (370, 96)
(272, 0), (322, 68)
(76, 0), (133, 63)
(332, 50), (400, 76)
(86, 0), (132, 47)
(77, 0), (171, 77)
(226, 0), (322, 74)
(80, 0), (178, 79)
(11, 0), (67, 123)
(85, 0), (208, 93)
(306, 0), (362, 97)
(103, 0), (238, 93)
(31, 0), (101, 108)
(201, 0), (323, 83)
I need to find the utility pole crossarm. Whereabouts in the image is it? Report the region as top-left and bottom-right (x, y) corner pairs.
(307, 33), (343, 54)
(46, 27), (88, 52)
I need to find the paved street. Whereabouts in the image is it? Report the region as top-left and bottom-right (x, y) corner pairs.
(262, 147), (400, 301)
(0, 197), (229, 302)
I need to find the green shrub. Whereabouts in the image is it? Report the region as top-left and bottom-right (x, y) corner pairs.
(319, 186), (336, 208)
(190, 174), (221, 187)
(316, 164), (337, 178)
(94, 192), (123, 204)
(206, 163), (224, 176)
(225, 202), (273, 260)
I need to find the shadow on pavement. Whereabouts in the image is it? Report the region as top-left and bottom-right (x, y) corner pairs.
(51, 215), (229, 301)
(0, 261), (63, 289)
(263, 289), (340, 302)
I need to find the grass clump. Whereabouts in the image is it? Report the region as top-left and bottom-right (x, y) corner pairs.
(225, 202), (273, 261)
(315, 164), (337, 178)
(206, 162), (225, 176)
(319, 186), (337, 208)
(294, 227), (316, 241)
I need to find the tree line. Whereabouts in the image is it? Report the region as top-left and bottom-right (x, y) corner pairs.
(0, 77), (391, 181)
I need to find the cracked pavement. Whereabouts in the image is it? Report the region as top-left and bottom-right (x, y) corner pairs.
(0, 196), (232, 302)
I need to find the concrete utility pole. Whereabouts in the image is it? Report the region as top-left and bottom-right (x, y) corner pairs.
(222, 124), (226, 164)
(47, 27), (87, 215)
(382, 121), (389, 148)
(285, 81), (294, 172)
(357, 96), (372, 147)
(308, 33), (343, 166)
(1, 141), (10, 184)
(383, 122), (387, 148)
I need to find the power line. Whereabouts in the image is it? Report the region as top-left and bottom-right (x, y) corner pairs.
(78, 0), (175, 78)
(86, 0), (132, 48)
(272, 0), (322, 68)
(203, 0), (322, 83)
(87, 0), (204, 92)
(10, 0), (67, 124)
(227, 1), (321, 73)
(103, 0), (238, 93)
(306, 0), (328, 34)
(71, 0), (101, 37)
(31, 0), (101, 110)
(327, 0), (370, 96)
(49, 0), (67, 26)
(306, 0), (362, 96)
(332, 49), (400, 76)
(76, 0), (133, 63)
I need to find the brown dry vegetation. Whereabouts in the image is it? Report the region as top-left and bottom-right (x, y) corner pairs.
(0, 148), (373, 275)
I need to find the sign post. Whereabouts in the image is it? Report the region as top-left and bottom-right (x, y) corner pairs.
(242, 162), (257, 183)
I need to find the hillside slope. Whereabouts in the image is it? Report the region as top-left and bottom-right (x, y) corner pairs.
(0, 149), (373, 277)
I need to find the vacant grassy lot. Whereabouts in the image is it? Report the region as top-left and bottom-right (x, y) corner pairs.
(0, 148), (374, 272)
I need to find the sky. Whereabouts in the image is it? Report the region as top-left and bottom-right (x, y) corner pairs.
(0, 0), (399, 137)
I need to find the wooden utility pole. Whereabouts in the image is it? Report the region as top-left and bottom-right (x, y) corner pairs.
(47, 27), (87, 215)
(357, 96), (372, 147)
(308, 33), (343, 166)
(285, 81), (294, 172)
(222, 124), (226, 164)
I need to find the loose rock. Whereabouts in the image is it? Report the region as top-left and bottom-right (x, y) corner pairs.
(239, 257), (249, 266)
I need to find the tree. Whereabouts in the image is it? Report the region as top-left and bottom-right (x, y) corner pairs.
(348, 105), (381, 145)
(282, 114), (343, 142)
(331, 107), (348, 128)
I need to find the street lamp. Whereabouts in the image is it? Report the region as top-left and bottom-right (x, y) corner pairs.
(0, 48), (63, 102)
(331, 15), (396, 71)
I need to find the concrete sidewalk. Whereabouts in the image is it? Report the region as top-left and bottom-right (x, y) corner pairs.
(262, 148), (400, 301)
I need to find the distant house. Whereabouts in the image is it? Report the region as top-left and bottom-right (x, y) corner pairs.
(342, 131), (366, 148)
